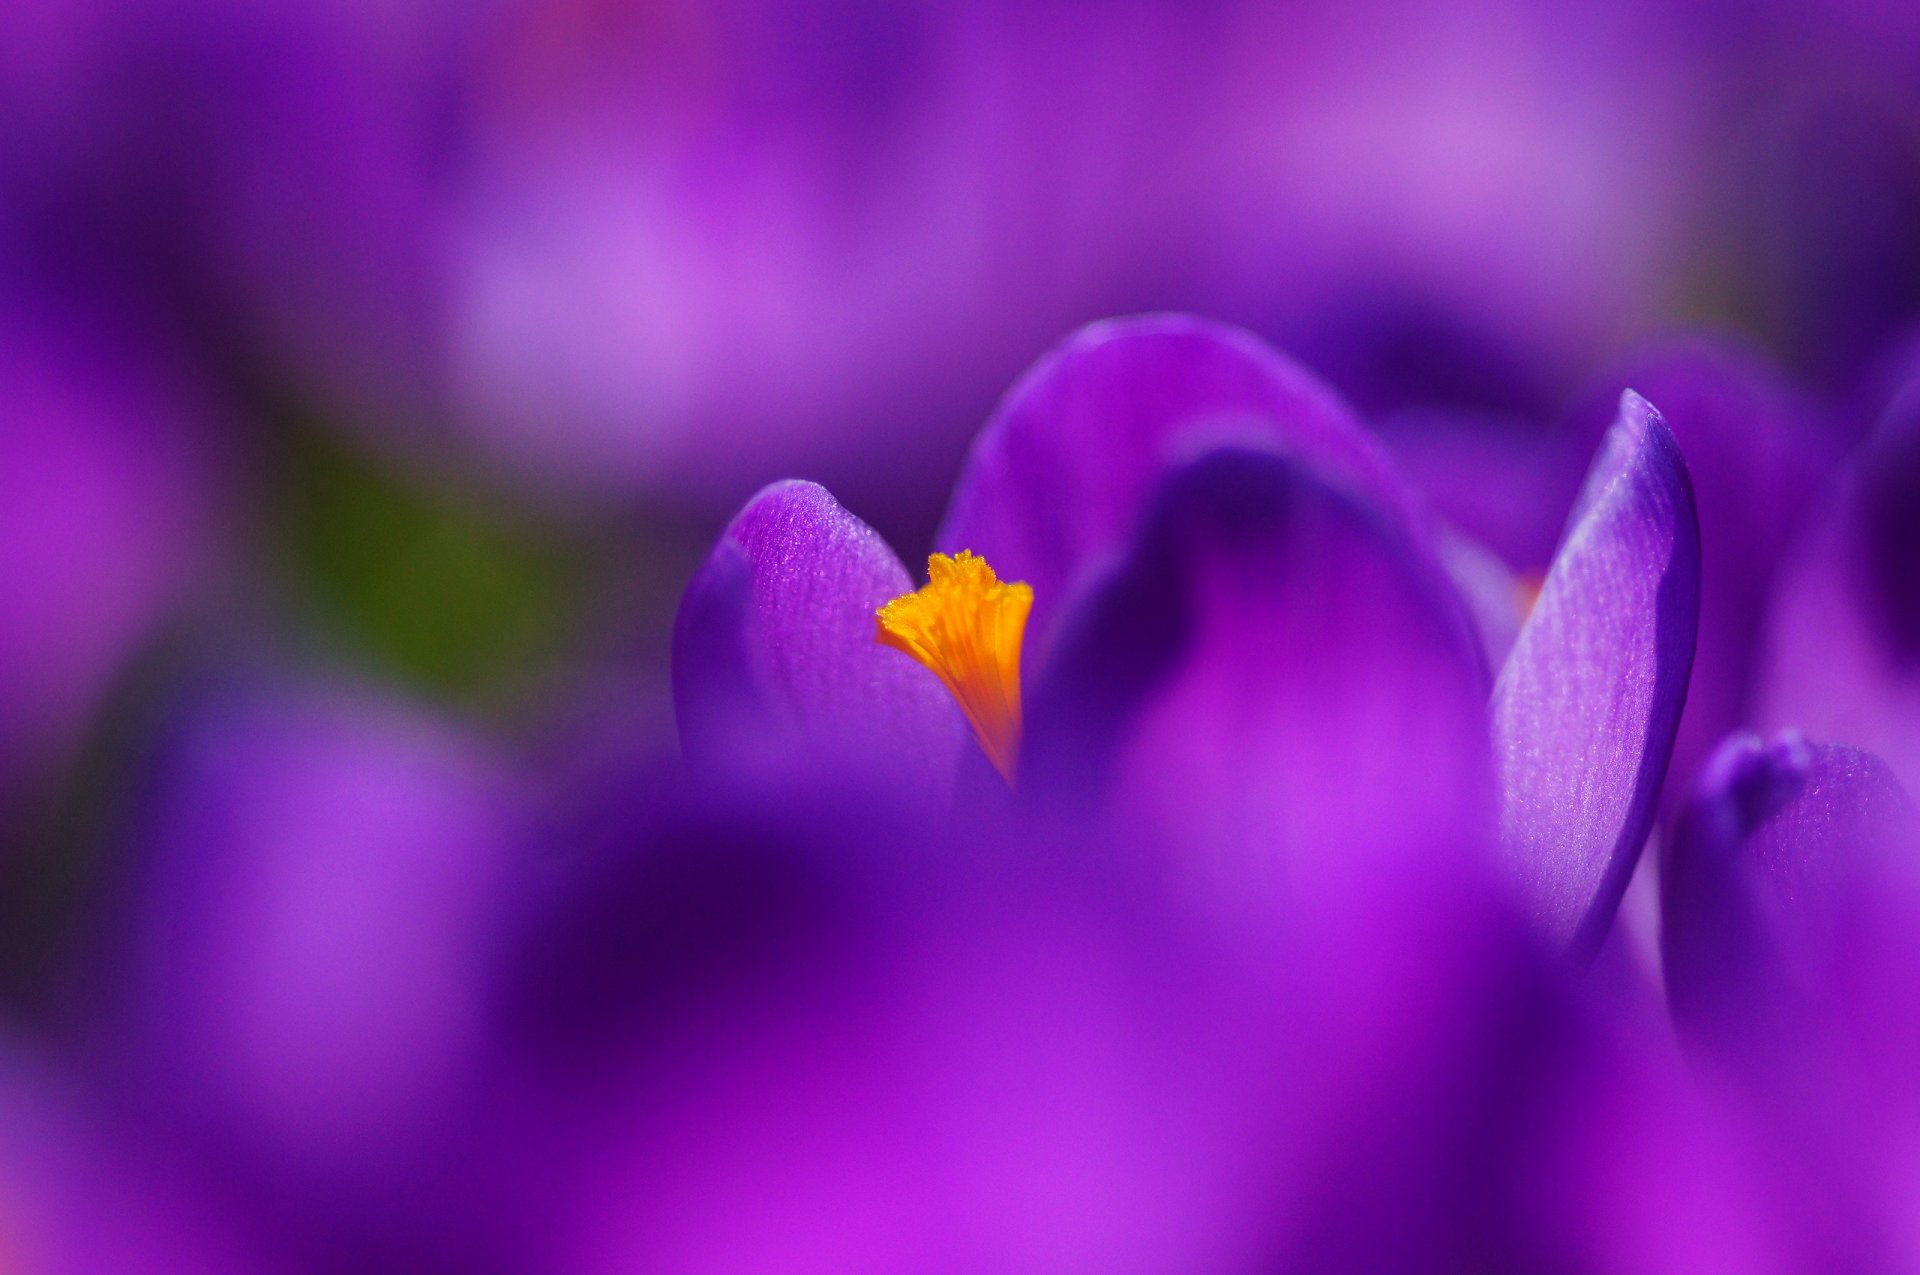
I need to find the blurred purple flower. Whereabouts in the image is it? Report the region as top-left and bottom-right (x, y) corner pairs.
(59, 0), (1866, 513)
(0, 1040), (262, 1274)
(0, 277), (218, 819)
(489, 768), (1802, 1273)
(92, 672), (523, 1267)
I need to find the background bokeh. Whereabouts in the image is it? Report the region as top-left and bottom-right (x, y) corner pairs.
(4, 0), (1920, 1268)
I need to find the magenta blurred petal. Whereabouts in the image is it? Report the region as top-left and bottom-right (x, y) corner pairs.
(937, 315), (1430, 657)
(0, 1042), (264, 1274)
(1492, 391), (1700, 954)
(501, 793), (1286, 1274)
(672, 480), (963, 795)
(1023, 444), (1492, 923)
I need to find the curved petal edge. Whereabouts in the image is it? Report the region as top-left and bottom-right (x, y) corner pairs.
(1492, 391), (1701, 956)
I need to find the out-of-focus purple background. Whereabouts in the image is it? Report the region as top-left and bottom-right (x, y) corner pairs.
(3, 0), (1920, 1269)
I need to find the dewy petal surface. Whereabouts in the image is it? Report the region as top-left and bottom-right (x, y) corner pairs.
(673, 480), (964, 793)
(1022, 445), (1493, 924)
(1492, 391), (1700, 956)
(936, 314), (1430, 658)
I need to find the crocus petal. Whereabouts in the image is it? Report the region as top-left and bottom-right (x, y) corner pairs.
(1022, 444), (1493, 924)
(673, 480), (963, 794)
(1491, 391), (1700, 956)
(1663, 731), (1920, 1065)
(1561, 340), (1841, 808)
(936, 315), (1429, 658)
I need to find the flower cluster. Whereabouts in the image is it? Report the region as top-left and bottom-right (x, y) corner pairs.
(661, 315), (1920, 1270)
(5, 0), (1920, 1269)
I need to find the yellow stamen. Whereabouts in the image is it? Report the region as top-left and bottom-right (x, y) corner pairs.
(877, 551), (1032, 785)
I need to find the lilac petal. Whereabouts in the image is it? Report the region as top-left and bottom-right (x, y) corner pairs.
(1662, 731), (1920, 1268)
(1663, 731), (1920, 1062)
(1023, 445), (1493, 919)
(1491, 391), (1700, 956)
(936, 315), (1428, 658)
(672, 480), (963, 793)
(1561, 339), (1841, 810)
(1760, 379), (1920, 794)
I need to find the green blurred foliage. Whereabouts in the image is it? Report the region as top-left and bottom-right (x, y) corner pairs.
(277, 427), (593, 709)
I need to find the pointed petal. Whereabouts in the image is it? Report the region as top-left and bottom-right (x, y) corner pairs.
(1022, 445), (1494, 923)
(1562, 340), (1842, 807)
(1491, 392), (1701, 955)
(936, 315), (1428, 658)
(673, 480), (964, 793)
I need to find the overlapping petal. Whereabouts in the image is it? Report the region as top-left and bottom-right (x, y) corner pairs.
(1491, 392), (1700, 955)
(1022, 444), (1493, 922)
(672, 480), (964, 795)
(936, 315), (1432, 658)
(499, 787), (1285, 1274)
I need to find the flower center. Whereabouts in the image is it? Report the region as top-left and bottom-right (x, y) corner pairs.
(876, 551), (1032, 785)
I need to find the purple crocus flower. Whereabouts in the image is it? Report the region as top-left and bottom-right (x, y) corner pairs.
(1386, 337), (1841, 828)
(676, 315), (1701, 955)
